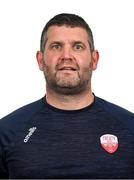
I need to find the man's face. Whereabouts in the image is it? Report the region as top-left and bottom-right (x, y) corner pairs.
(37, 25), (99, 95)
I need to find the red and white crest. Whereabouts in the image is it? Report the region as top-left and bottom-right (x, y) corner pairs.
(100, 134), (118, 154)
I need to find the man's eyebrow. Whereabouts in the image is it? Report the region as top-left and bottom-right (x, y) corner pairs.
(49, 41), (63, 44)
(73, 41), (84, 44)
(72, 41), (86, 46)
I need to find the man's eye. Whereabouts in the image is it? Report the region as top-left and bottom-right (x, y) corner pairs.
(51, 44), (61, 50)
(74, 44), (84, 50)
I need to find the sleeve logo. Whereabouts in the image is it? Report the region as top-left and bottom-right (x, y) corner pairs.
(24, 127), (37, 143)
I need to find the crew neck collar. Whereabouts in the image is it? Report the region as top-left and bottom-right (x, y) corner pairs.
(41, 94), (97, 114)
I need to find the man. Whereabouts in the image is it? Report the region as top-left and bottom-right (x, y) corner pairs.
(0, 13), (134, 179)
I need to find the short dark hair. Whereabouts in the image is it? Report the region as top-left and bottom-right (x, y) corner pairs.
(40, 13), (95, 52)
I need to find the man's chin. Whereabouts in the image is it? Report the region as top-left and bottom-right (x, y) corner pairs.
(51, 84), (86, 95)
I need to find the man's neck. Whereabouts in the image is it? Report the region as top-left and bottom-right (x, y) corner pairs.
(45, 89), (94, 110)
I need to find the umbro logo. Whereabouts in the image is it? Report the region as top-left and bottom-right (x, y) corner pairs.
(24, 127), (37, 143)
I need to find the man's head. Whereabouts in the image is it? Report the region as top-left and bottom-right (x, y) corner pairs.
(40, 13), (95, 52)
(37, 13), (99, 95)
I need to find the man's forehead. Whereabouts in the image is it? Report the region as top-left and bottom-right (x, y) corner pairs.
(46, 25), (89, 41)
(47, 25), (87, 33)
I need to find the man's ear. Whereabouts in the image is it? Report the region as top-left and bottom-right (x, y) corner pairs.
(91, 50), (99, 70)
(36, 51), (44, 71)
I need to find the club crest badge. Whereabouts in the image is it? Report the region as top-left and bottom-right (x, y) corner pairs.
(100, 134), (118, 154)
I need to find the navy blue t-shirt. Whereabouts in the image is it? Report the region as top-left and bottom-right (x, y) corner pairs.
(0, 95), (134, 179)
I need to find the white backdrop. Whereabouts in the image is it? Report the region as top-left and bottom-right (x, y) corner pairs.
(0, 0), (134, 118)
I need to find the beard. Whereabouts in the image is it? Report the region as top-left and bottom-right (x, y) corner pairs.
(43, 63), (92, 95)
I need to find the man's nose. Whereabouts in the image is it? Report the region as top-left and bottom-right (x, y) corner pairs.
(60, 46), (73, 61)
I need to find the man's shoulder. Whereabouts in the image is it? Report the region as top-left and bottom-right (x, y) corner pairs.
(96, 96), (133, 117)
(96, 96), (134, 131)
(0, 98), (44, 129)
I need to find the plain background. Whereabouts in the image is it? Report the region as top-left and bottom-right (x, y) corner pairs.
(0, 0), (134, 118)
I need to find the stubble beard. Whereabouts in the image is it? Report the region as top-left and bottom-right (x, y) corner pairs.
(43, 64), (92, 95)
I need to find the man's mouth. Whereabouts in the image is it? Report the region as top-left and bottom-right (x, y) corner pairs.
(58, 66), (77, 71)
